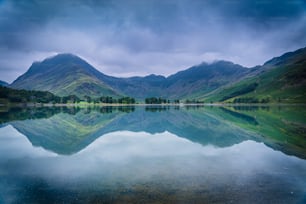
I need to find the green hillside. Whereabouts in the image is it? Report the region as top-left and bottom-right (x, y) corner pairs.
(203, 47), (306, 103)
(11, 54), (121, 98)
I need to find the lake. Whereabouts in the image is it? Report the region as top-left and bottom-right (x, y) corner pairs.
(0, 105), (305, 203)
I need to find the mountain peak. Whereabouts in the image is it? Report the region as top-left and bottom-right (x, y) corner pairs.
(38, 53), (86, 65)
(263, 46), (306, 66)
(196, 60), (239, 69)
(212, 60), (235, 65)
(11, 53), (120, 98)
(144, 74), (166, 80)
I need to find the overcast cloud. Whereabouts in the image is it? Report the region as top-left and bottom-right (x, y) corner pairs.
(0, 0), (305, 83)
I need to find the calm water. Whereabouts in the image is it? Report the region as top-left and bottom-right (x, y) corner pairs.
(0, 105), (305, 203)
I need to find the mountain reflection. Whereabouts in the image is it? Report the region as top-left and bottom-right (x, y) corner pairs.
(0, 105), (305, 159)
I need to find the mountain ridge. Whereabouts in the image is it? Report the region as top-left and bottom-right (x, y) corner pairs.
(11, 53), (249, 99)
(9, 46), (306, 102)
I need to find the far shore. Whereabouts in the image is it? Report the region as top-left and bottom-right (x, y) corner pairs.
(1, 102), (305, 108)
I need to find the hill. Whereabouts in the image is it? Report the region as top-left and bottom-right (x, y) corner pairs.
(99, 74), (168, 99)
(102, 61), (249, 99)
(203, 47), (306, 103)
(10, 54), (121, 98)
(165, 61), (248, 99)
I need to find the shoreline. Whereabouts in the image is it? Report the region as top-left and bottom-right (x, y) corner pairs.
(1, 102), (306, 108)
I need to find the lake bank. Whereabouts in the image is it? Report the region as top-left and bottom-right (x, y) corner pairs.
(1, 102), (306, 108)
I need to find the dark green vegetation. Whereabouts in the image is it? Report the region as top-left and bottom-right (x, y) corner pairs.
(144, 97), (183, 104)
(0, 85), (61, 104)
(145, 97), (169, 104)
(1, 105), (305, 159)
(85, 96), (135, 104)
(0, 85), (136, 105)
(8, 46), (306, 103)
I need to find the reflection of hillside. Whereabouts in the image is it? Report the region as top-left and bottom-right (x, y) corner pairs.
(1, 106), (135, 125)
(0, 107), (73, 124)
(104, 107), (257, 147)
(8, 106), (134, 155)
(4, 106), (306, 159)
(6, 106), (258, 155)
(213, 106), (306, 159)
(219, 107), (258, 125)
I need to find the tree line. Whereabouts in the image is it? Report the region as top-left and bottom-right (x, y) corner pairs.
(86, 96), (135, 104)
(0, 86), (136, 104)
(145, 97), (180, 104)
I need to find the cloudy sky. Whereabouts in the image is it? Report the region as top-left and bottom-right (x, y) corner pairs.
(0, 0), (305, 83)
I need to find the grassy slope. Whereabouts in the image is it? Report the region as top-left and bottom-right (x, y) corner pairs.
(53, 71), (120, 97)
(11, 54), (122, 99)
(16, 68), (120, 98)
(201, 49), (306, 103)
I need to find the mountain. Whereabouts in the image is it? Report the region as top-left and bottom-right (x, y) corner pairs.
(99, 74), (168, 99)
(9, 46), (306, 101)
(10, 54), (249, 100)
(165, 61), (248, 99)
(203, 47), (306, 103)
(0, 80), (8, 87)
(10, 54), (121, 98)
(102, 61), (248, 99)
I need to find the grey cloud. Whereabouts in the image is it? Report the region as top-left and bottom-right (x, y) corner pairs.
(0, 0), (305, 83)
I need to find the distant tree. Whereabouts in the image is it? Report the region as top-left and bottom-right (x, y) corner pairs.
(84, 95), (92, 103)
(145, 97), (168, 104)
(118, 97), (135, 104)
(0, 86), (65, 104)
